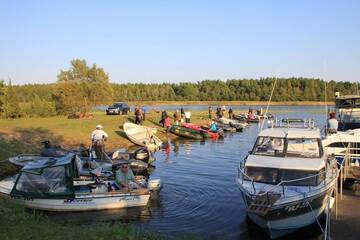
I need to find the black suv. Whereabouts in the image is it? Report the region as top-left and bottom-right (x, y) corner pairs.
(106, 102), (130, 115)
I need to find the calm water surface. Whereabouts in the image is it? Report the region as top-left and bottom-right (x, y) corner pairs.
(51, 106), (329, 239)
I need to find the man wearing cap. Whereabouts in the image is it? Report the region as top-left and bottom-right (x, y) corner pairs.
(91, 125), (108, 160)
(114, 162), (139, 190)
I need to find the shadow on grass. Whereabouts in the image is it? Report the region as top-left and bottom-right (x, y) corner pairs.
(147, 118), (163, 127)
(115, 130), (128, 139)
(126, 117), (135, 123)
(0, 127), (64, 178)
(12, 127), (64, 151)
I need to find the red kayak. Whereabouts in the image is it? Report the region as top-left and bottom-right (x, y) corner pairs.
(181, 123), (222, 138)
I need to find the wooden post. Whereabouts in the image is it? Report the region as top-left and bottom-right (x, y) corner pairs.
(340, 167), (343, 200)
(335, 178), (338, 219)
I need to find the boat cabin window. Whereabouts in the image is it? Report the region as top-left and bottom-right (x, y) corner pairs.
(253, 137), (284, 157)
(279, 169), (318, 186)
(244, 167), (323, 186)
(15, 166), (70, 195)
(286, 138), (321, 158)
(245, 167), (278, 184)
(336, 98), (360, 108)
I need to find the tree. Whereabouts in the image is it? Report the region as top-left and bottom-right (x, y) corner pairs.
(54, 59), (113, 115)
(0, 80), (5, 115)
(3, 80), (21, 118)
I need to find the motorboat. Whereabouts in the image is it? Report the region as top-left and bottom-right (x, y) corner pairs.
(123, 122), (162, 151)
(334, 93), (360, 131)
(9, 146), (154, 176)
(0, 154), (162, 211)
(237, 124), (338, 238)
(217, 117), (247, 131)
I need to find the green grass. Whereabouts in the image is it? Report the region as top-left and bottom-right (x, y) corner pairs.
(0, 198), (162, 240)
(0, 110), (213, 150)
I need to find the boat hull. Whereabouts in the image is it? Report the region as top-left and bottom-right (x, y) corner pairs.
(240, 189), (331, 239)
(169, 125), (206, 139)
(8, 193), (150, 212)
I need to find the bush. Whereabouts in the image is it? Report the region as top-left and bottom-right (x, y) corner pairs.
(20, 95), (57, 118)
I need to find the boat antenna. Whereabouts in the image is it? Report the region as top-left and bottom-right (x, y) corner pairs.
(260, 77), (277, 130)
(323, 59), (328, 134)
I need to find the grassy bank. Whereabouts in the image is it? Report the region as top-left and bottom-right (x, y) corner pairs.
(0, 110), (211, 150)
(0, 197), (160, 240)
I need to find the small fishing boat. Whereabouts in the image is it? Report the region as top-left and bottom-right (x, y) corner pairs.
(237, 122), (338, 238)
(233, 113), (272, 123)
(217, 117), (246, 131)
(214, 123), (236, 132)
(123, 122), (162, 151)
(0, 154), (162, 212)
(181, 123), (223, 138)
(169, 124), (222, 140)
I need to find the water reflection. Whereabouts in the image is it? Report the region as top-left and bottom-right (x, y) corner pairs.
(46, 109), (328, 239)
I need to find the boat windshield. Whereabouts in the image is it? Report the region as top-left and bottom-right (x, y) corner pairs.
(244, 166), (322, 186)
(286, 138), (321, 158)
(253, 137), (285, 157)
(15, 166), (71, 196)
(253, 137), (321, 158)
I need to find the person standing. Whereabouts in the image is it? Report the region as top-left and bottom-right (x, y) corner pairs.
(91, 125), (108, 161)
(135, 106), (143, 125)
(173, 110), (181, 125)
(216, 107), (221, 118)
(185, 111), (191, 123)
(160, 110), (167, 127)
(228, 107), (233, 119)
(180, 107), (185, 121)
(208, 106), (212, 119)
(164, 114), (171, 130)
(328, 112), (338, 134)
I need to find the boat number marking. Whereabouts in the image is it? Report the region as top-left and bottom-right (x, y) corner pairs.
(12, 195), (34, 201)
(119, 196), (140, 201)
(64, 199), (93, 204)
(284, 200), (313, 212)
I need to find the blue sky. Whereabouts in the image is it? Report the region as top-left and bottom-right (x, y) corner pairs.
(0, 0), (359, 84)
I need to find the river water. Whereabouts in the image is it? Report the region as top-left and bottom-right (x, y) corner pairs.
(51, 106), (329, 240)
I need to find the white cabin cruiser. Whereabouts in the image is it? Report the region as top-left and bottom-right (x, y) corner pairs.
(0, 154), (162, 211)
(334, 94), (360, 131)
(237, 126), (338, 238)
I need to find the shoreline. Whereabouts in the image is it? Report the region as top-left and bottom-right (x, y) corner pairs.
(127, 100), (334, 106)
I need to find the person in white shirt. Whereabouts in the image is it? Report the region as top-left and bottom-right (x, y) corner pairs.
(184, 111), (191, 123)
(327, 112), (338, 134)
(91, 125), (108, 160)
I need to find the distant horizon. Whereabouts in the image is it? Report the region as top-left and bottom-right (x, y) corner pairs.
(1, 1), (359, 84)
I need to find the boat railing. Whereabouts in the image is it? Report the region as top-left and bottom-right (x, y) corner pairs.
(238, 159), (338, 202)
(342, 143), (360, 181)
(270, 118), (316, 129)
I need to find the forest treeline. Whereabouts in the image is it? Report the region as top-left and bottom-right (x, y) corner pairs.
(0, 59), (359, 119)
(12, 78), (359, 103)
